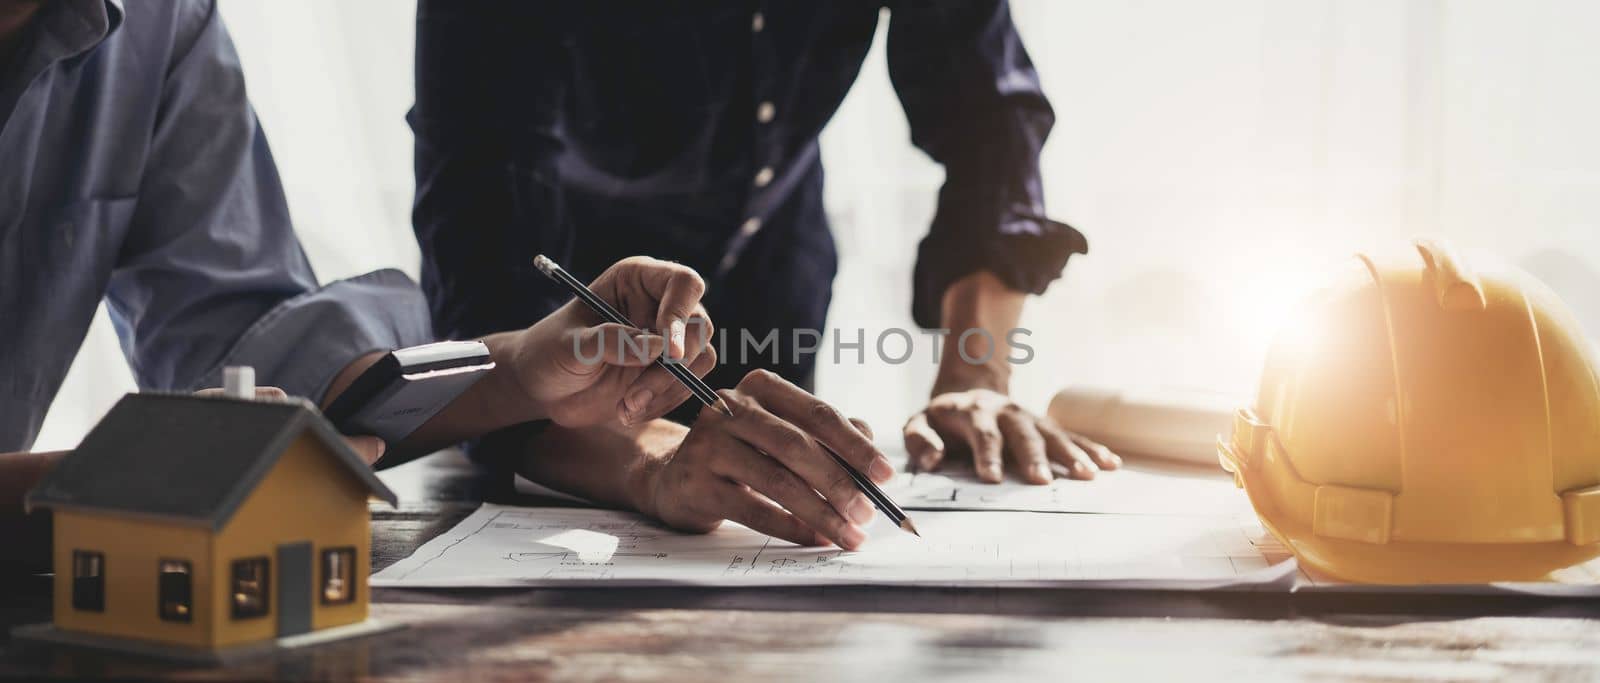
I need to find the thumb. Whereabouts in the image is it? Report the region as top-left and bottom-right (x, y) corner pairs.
(343, 435), (386, 466)
(569, 323), (667, 369)
(649, 265), (707, 361)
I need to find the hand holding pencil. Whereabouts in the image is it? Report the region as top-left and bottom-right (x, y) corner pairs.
(638, 369), (905, 550)
(534, 255), (917, 549)
(511, 256), (718, 427)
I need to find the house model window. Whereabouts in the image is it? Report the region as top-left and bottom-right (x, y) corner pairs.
(71, 551), (105, 612)
(158, 559), (193, 622)
(321, 548), (356, 605)
(231, 557), (271, 619)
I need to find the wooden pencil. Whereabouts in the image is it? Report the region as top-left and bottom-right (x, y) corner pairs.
(532, 255), (919, 538)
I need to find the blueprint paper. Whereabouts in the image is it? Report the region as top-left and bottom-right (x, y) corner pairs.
(372, 504), (1297, 589)
(516, 445), (1255, 517)
(883, 467), (1252, 516)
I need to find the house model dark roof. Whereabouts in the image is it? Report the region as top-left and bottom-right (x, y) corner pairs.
(27, 393), (397, 529)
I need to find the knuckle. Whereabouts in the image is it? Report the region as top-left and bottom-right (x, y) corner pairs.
(777, 427), (813, 459)
(850, 418), (875, 440)
(904, 431), (932, 451)
(742, 368), (780, 390)
(618, 255), (655, 272)
(677, 269), (707, 296)
(807, 399), (842, 425)
(763, 468), (796, 498)
(715, 389), (748, 412)
(826, 470), (856, 496)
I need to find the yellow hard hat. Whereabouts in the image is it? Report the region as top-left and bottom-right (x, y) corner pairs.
(1219, 239), (1600, 584)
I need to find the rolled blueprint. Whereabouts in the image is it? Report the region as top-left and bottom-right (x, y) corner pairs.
(1046, 387), (1240, 466)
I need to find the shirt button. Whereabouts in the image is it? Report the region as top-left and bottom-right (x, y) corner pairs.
(739, 217), (763, 236)
(753, 166), (774, 187)
(756, 101), (775, 124)
(751, 12), (765, 33)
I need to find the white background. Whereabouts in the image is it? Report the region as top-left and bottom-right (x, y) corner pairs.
(34, 0), (1600, 450)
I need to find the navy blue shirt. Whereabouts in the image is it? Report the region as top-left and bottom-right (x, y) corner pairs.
(0, 0), (432, 449)
(411, 1), (1086, 388)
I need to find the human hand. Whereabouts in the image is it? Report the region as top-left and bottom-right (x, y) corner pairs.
(196, 386), (386, 465)
(903, 386), (1120, 484)
(635, 370), (893, 550)
(505, 256), (716, 428)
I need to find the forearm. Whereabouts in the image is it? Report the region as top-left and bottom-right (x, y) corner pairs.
(935, 270), (1027, 394)
(323, 330), (549, 458)
(0, 451), (66, 573)
(513, 420), (686, 513)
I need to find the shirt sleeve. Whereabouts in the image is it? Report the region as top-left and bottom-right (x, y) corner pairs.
(103, 1), (432, 402)
(886, 0), (1088, 329)
(410, 0), (573, 341)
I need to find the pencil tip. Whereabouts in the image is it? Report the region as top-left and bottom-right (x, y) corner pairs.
(902, 518), (921, 537)
(715, 398), (735, 417)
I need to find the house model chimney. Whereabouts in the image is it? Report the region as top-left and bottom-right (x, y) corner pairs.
(223, 366), (256, 399)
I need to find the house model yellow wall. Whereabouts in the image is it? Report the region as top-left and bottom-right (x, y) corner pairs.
(212, 434), (372, 646)
(51, 434), (373, 649)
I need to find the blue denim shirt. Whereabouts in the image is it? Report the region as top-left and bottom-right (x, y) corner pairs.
(411, 1), (1087, 391)
(0, 0), (432, 450)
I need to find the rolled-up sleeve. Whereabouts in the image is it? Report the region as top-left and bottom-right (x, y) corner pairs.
(202, 270), (431, 401)
(887, 0), (1088, 328)
(103, 1), (431, 401)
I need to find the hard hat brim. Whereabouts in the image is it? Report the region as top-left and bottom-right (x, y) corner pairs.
(1254, 498), (1600, 585)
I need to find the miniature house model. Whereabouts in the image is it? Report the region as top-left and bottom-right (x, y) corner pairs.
(23, 383), (397, 660)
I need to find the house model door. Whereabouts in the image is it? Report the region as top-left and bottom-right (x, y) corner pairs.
(276, 542), (313, 637)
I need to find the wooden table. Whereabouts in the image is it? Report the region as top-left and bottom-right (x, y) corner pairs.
(4, 451), (1600, 681)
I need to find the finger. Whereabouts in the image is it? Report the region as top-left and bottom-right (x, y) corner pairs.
(621, 309), (715, 421)
(679, 309), (715, 370)
(735, 370), (894, 483)
(570, 323), (666, 368)
(996, 410), (1051, 484)
(961, 410), (1005, 484)
(902, 412), (947, 473)
(633, 259), (706, 361)
(343, 436), (386, 466)
(710, 444), (866, 549)
(848, 417), (874, 441)
(1040, 421), (1098, 480)
(717, 389), (878, 528)
(1070, 432), (1123, 470)
(719, 483), (834, 548)
(626, 346), (719, 424)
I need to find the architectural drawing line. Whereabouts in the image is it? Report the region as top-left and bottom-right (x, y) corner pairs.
(401, 508), (506, 580)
